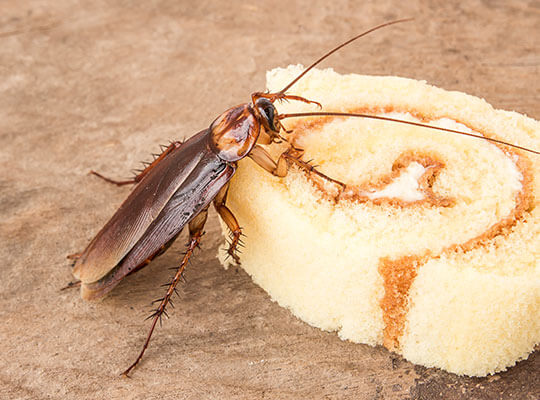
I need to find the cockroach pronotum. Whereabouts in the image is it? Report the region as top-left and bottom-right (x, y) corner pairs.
(68, 19), (539, 377)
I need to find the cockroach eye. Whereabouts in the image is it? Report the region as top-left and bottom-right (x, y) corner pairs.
(255, 98), (279, 133)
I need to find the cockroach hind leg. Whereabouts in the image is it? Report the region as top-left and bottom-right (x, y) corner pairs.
(89, 170), (137, 186)
(121, 232), (203, 377)
(60, 280), (81, 291)
(99, 140), (185, 189)
(91, 140), (185, 188)
(67, 251), (82, 268)
(66, 252), (82, 260)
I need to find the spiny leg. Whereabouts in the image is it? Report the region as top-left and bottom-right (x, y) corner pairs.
(248, 145), (289, 177)
(280, 150), (346, 189)
(89, 171), (138, 186)
(64, 253), (83, 289)
(60, 280), (81, 291)
(67, 252), (82, 260)
(66, 251), (82, 269)
(92, 141), (183, 186)
(251, 92), (322, 109)
(249, 144), (346, 190)
(121, 207), (208, 377)
(214, 184), (243, 265)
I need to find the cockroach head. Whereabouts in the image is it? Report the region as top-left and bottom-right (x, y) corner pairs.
(254, 97), (280, 134)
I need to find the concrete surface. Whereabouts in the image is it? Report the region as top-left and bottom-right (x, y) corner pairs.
(0, 1), (538, 399)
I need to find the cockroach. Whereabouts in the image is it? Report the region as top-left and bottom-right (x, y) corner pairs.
(69, 19), (539, 377)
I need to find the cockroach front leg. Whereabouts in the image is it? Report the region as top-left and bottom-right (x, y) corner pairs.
(91, 141), (183, 186)
(250, 145), (346, 191)
(248, 145), (289, 177)
(121, 206), (208, 377)
(252, 92), (322, 109)
(214, 184), (243, 265)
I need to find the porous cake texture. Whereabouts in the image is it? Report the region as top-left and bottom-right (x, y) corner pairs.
(218, 66), (539, 376)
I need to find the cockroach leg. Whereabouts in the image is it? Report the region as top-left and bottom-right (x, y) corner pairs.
(121, 207), (208, 378)
(252, 92), (322, 109)
(67, 252), (82, 269)
(91, 141), (183, 187)
(214, 184), (243, 265)
(249, 145), (288, 177)
(60, 280), (81, 291)
(89, 170), (138, 186)
(249, 145), (345, 193)
(277, 120), (293, 134)
(281, 151), (347, 191)
(279, 94), (322, 109)
(66, 252), (82, 260)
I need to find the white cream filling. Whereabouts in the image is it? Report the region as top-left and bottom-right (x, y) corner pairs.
(350, 113), (522, 202)
(387, 113), (523, 189)
(364, 162), (427, 202)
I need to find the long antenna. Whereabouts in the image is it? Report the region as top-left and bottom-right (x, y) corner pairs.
(279, 111), (539, 155)
(278, 18), (413, 95)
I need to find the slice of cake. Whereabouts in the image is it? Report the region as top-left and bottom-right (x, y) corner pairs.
(219, 65), (539, 376)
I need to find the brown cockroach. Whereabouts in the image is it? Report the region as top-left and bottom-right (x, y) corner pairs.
(69, 19), (539, 377)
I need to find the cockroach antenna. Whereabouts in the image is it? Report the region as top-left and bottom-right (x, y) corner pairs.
(278, 18), (414, 95)
(274, 19), (539, 156)
(251, 19), (413, 107)
(278, 112), (540, 155)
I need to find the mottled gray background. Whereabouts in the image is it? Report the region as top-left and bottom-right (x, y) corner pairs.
(1, 1), (538, 399)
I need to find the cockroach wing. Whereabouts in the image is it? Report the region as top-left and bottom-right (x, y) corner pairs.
(80, 147), (235, 299)
(73, 129), (232, 295)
